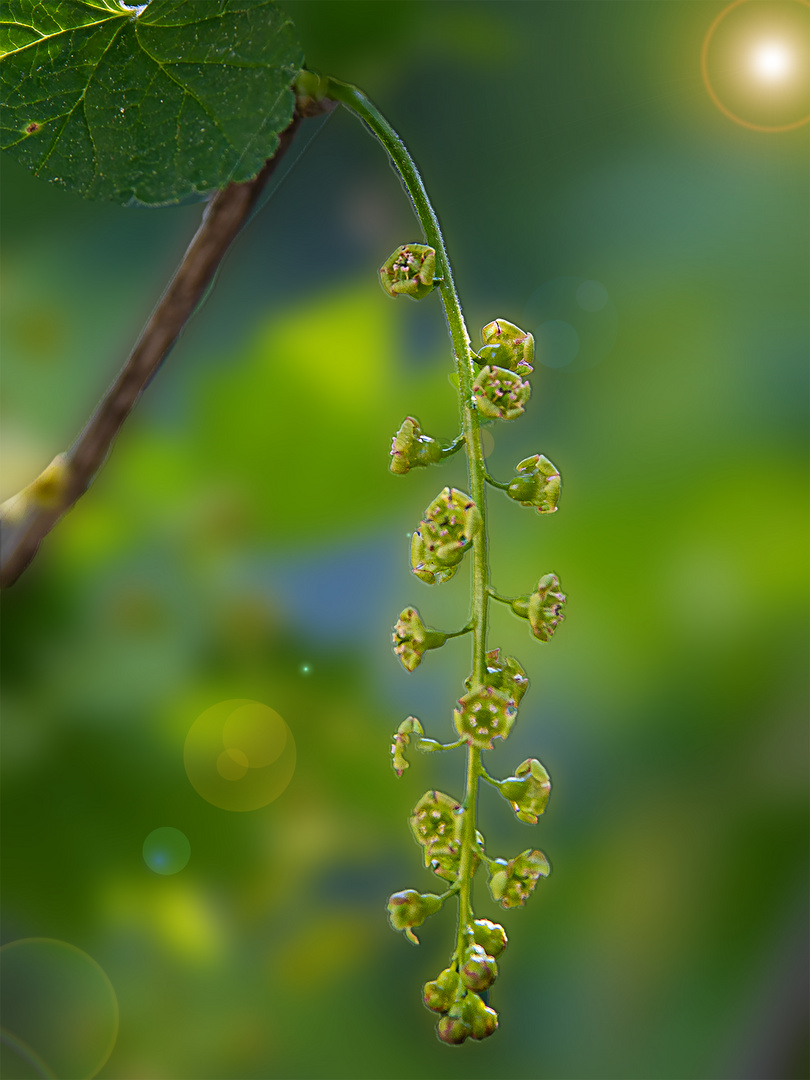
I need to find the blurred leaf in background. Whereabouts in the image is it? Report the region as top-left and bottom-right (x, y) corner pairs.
(1, 2), (807, 1078)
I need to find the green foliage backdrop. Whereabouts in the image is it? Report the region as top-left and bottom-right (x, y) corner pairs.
(1, 2), (807, 1078)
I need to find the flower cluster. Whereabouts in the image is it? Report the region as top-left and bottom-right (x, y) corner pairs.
(380, 240), (566, 1044)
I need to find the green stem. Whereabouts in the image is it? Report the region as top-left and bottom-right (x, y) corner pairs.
(488, 587), (518, 606)
(441, 434), (466, 459)
(484, 472), (510, 491)
(325, 75), (491, 962)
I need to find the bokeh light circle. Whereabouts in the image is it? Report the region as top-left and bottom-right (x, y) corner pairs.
(142, 826), (191, 875)
(701, 0), (810, 132)
(524, 277), (618, 372)
(184, 699), (296, 811)
(0, 939), (119, 1080)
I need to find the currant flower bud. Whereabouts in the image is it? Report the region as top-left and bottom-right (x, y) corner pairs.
(392, 607), (447, 672)
(510, 573), (567, 642)
(410, 488), (481, 584)
(390, 716), (424, 777)
(437, 1002), (472, 1045)
(423, 966), (461, 1013)
(380, 244), (437, 300)
(507, 454), (561, 514)
(472, 918), (508, 958)
(465, 648), (529, 705)
(386, 889), (444, 944)
(479, 318), (535, 375)
(454, 685), (517, 749)
(409, 790), (462, 855)
(460, 944), (498, 991)
(497, 758), (552, 824)
(488, 848), (550, 908)
(472, 366), (531, 421)
(467, 993), (499, 1041)
(390, 417), (444, 475)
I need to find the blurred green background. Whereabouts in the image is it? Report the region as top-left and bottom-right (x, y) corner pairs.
(1, 2), (808, 1078)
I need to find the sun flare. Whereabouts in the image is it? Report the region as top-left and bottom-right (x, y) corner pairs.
(751, 42), (792, 80)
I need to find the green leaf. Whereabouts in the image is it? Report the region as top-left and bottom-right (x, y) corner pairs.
(0, 0), (303, 205)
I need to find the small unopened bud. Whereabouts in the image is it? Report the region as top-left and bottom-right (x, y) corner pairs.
(497, 758), (551, 824)
(380, 244), (437, 300)
(386, 888), (444, 943)
(423, 966), (461, 1013)
(472, 366), (531, 421)
(468, 994), (499, 1040)
(437, 1009), (471, 1045)
(392, 607), (447, 672)
(488, 848), (550, 909)
(510, 573), (567, 642)
(460, 945), (498, 991)
(472, 918), (508, 958)
(454, 685), (517, 749)
(390, 716), (424, 776)
(390, 417), (444, 475)
(480, 319), (534, 375)
(507, 454), (561, 514)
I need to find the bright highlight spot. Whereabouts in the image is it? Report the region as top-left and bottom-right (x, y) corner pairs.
(0, 938), (119, 1080)
(142, 827), (191, 875)
(299, 663), (312, 676)
(184, 699), (296, 811)
(752, 42), (792, 79)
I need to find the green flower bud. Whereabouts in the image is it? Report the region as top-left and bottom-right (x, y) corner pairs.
(409, 790), (462, 855)
(460, 944), (498, 991)
(386, 889), (444, 944)
(380, 244), (437, 300)
(497, 758), (551, 824)
(465, 648), (529, 706)
(410, 488), (481, 585)
(392, 607), (447, 672)
(437, 1006), (471, 1045)
(423, 967), (461, 1013)
(390, 716), (424, 777)
(510, 573), (567, 642)
(481, 319), (535, 375)
(390, 417), (444, 475)
(472, 918), (508, 958)
(488, 848), (550, 909)
(467, 993), (499, 1041)
(507, 454), (561, 514)
(454, 685), (517, 750)
(472, 365), (531, 421)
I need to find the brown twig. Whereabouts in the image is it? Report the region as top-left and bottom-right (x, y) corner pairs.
(1, 109), (310, 588)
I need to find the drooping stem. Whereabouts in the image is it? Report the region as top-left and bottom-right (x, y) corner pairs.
(325, 76), (492, 956)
